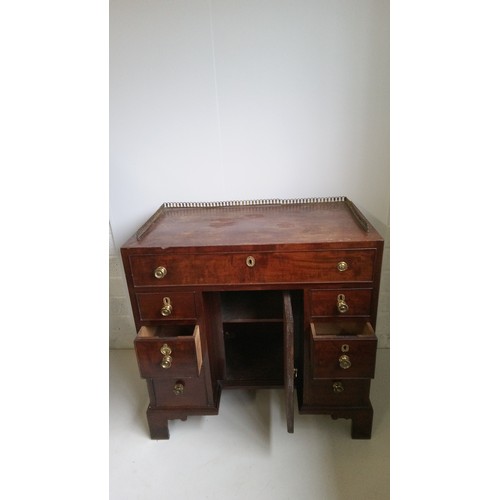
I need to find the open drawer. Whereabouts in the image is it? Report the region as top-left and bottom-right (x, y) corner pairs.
(310, 320), (377, 379)
(135, 324), (203, 378)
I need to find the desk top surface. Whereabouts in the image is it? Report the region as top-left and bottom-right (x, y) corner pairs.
(122, 198), (383, 251)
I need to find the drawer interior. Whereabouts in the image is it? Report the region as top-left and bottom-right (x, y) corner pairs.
(138, 324), (198, 339)
(311, 320), (374, 339)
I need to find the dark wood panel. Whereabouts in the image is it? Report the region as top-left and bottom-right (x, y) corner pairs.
(283, 291), (295, 433)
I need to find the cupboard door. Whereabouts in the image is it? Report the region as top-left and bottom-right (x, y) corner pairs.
(283, 291), (294, 433)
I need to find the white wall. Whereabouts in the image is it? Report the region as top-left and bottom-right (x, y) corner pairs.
(109, 0), (389, 348)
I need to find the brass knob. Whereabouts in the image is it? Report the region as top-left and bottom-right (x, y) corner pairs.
(246, 256), (256, 267)
(332, 381), (344, 393)
(173, 382), (184, 395)
(161, 355), (173, 369)
(154, 266), (167, 279)
(337, 294), (349, 314)
(161, 297), (173, 316)
(337, 261), (348, 272)
(339, 354), (351, 369)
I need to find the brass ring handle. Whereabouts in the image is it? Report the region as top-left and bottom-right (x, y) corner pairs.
(160, 343), (171, 355)
(161, 297), (173, 316)
(173, 382), (184, 395)
(339, 354), (351, 369)
(246, 256), (256, 267)
(337, 261), (348, 272)
(332, 382), (344, 393)
(161, 355), (173, 369)
(160, 343), (173, 369)
(337, 294), (349, 314)
(154, 266), (167, 279)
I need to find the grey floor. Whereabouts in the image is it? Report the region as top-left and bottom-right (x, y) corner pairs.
(110, 349), (389, 500)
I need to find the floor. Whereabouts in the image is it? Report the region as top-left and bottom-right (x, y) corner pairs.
(110, 349), (389, 500)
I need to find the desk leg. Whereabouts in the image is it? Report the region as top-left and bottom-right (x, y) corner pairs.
(350, 408), (373, 439)
(146, 407), (170, 440)
(330, 405), (373, 439)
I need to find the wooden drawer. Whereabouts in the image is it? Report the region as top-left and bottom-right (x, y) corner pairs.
(136, 292), (197, 322)
(310, 289), (372, 318)
(128, 249), (376, 287)
(302, 379), (371, 407)
(151, 377), (208, 408)
(310, 321), (377, 379)
(135, 325), (202, 378)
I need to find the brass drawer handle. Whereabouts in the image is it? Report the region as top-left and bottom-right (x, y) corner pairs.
(160, 343), (172, 369)
(173, 382), (184, 395)
(339, 354), (351, 369)
(332, 381), (344, 393)
(337, 294), (349, 314)
(337, 261), (348, 272)
(161, 297), (173, 317)
(154, 266), (167, 279)
(160, 344), (171, 355)
(246, 256), (256, 267)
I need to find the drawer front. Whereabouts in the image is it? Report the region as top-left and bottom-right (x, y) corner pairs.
(310, 289), (372, 318)
(302, 379), (371, 407)
(152, 378), (208, 408)
(136, 292), (197, 321)
(311, 326), (377, 379)
(128, 249), (376, 287)
(135, 325), (202, 378)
